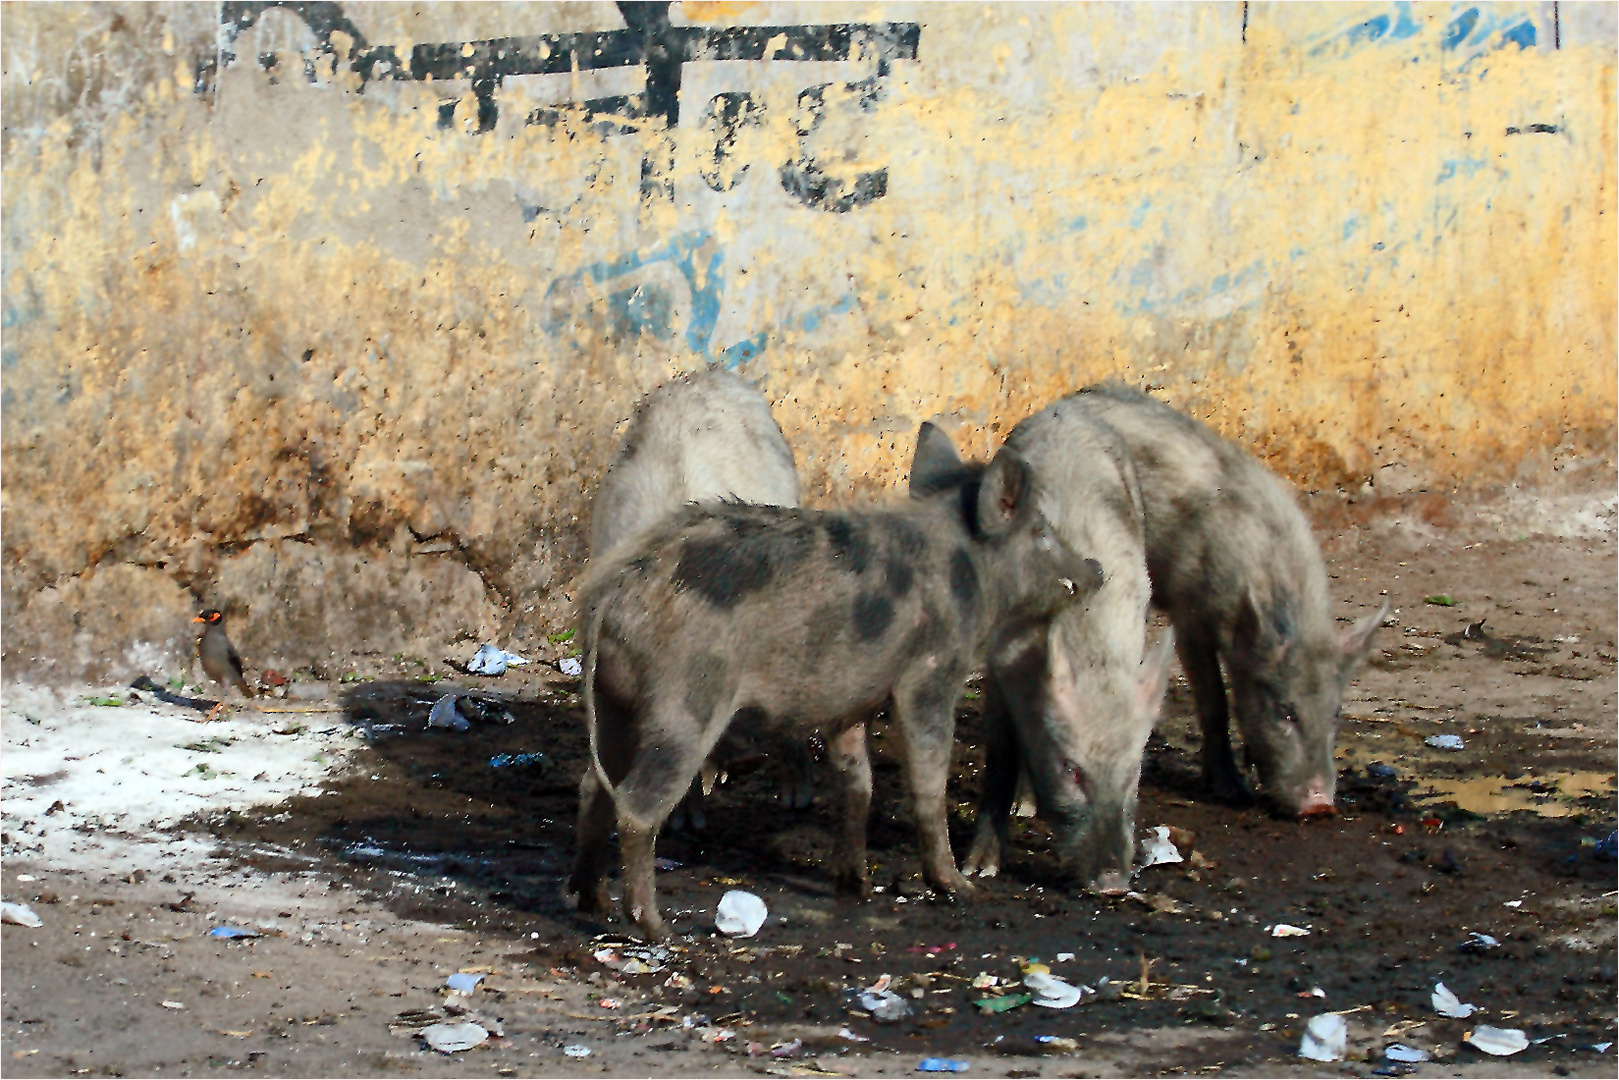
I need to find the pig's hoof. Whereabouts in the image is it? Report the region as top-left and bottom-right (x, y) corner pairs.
(961, 838), (1001, 879)
(565, 878), (612, 918)
(1205, 772), (1256, 807)
(634, 917), (671, 943)
(833, 869), (872, 900)
(929, 871), (977, 900)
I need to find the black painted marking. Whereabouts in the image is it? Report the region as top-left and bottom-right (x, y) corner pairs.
(1505, 123), (1560, 135)
(852, 592), (895, 641)
(949, 548), (979, 611)
(212, 2), (918, 208)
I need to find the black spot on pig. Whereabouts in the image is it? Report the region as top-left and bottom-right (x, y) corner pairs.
(673, 511), (813, 607)
(881, 517), (927, 598)
(684, 654), (729, 723)
(825, 516), (873, 573)
(852, 592), (895, 640)
(949, 548), (978, 610)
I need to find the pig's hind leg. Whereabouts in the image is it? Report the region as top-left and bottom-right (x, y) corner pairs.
(615, 703), (732, 942)
(567, 682), (638, 918)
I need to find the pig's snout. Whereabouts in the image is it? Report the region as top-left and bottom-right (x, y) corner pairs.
(1092, 870), (1131, 896)
(1296, 779), (1336, 818)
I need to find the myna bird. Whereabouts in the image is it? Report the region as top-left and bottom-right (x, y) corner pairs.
(194, 609), (252, 704)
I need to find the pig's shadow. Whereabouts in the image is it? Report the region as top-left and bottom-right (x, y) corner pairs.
(251, 680), (950, 932)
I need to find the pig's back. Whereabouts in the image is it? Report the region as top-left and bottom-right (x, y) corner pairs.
(590, 369), (799, 561)
(1069, 385), (1330, 630)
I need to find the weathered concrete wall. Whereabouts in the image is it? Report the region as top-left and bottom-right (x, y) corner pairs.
(3, 1), (1614, 680)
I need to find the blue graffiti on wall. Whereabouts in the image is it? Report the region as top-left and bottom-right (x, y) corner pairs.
(1310, 2), (1539, 60)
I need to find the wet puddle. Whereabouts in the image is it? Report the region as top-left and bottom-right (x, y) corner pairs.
(1415, 771), (1617, 818)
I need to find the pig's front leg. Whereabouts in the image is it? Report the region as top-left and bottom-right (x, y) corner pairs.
(894, 670), (975, 899)
(825, 720), (873, 898)
(963, 670), (1019, 879)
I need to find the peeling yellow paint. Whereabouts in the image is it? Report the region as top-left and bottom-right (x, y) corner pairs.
(1, 1), (1613, 644)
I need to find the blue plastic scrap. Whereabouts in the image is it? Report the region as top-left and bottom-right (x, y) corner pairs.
(917, 1060), (969, 1073)
(1593, 831), (1617, 860)
(208, 926), (261, 939)
(489, 752), (545, 769)
(446, 972), (485, 993)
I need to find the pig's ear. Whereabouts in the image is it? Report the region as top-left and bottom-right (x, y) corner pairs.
(1135, 629), (1177, 728)
(1231, 586), (1292, 668)
(975, 450), (1031, 537)
(910, 422), (964, 496)
(1338, 600), (1388, 671)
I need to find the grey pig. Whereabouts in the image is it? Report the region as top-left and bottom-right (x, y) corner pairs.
(1070, 385), (1386, 816)
(587, 368), (812, 822)
(566, 423), (1099, 941)
(948, 400), (1176, 892)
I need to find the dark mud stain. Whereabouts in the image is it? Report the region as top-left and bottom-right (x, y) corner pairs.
(179, 677), (1617, 1070)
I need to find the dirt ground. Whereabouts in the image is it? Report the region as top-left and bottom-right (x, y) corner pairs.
(4, 482), (1616, 1079)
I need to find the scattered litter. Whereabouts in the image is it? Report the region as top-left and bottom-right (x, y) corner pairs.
(917, 1059), (969, 1073)
(595, 943), (670, 975)
(1589, 1042), (1613, 1053)
(858, 979), (912, 1023)
(1138, 825), (1184, 868)
(975, 993), (1033, 1014)
(1425, 734), (1465, 751)
(1385, 1044), (1430, 1063)
(563, 1045), (591, 1058)
(1270, 924), (1311, 938)
(1034, 1035), (1080, 1052)
(1298, 1013), (1347, 1062)
(208, 926), (261, 939)
(1023, 970), (1087, 1009)
(1431, 982), (1476, 1019)
(664, 973), (694, 991)
(715, 890), (768, 938)
(1366, 762), (1398, 779)
(770, 1039), (803, 1059)
(1, 902), (42, 927)
(488, 752), (544, 768)
(971, 973), (999, 990)
(15, 875), (34, 883)
(1094, 976), (1124, 1001)
(1465, 1026), (1529, 1056)
(422, 1021), (488, 1053)
(1055, 952), (1075, 963)
(1594, 830), (1618, 860)
(467, 645), (529, 676)
(1424, 594), (1456, 606)
(161, 1000), (185, 1010)
(597, 998), (622, 1010)
(559, 657), (583, 677)
(1503, 900), (1523, 908)
(654, 858), (683, 870)
(837, 1027), (870, 1043)
(445, 972), (485, 993)
(1458, 932), (1500, 953)
(427, 695), (468, 731)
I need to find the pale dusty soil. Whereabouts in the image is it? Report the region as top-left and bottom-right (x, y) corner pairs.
(3, 480), (1615, 1079)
